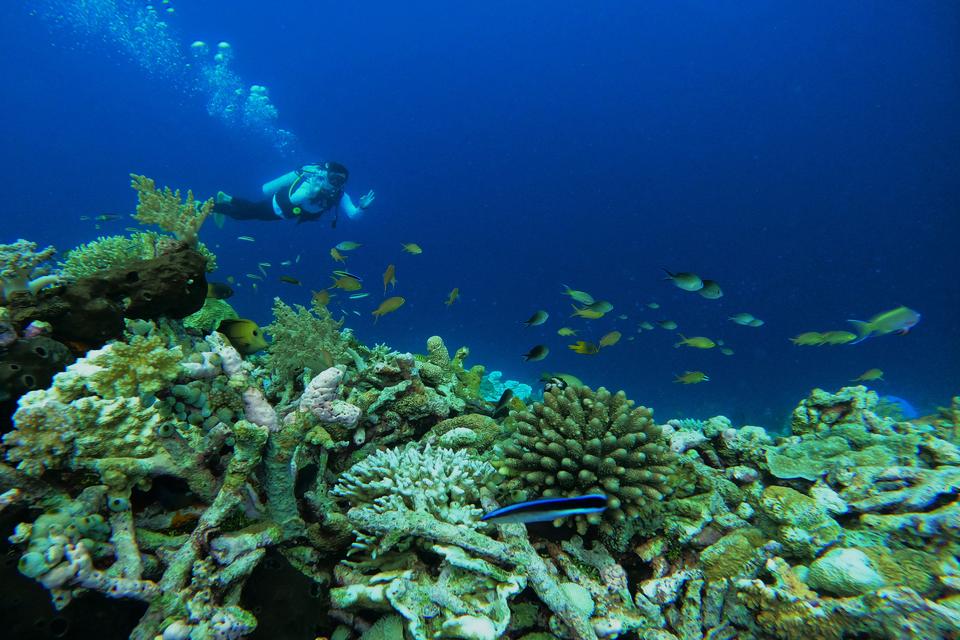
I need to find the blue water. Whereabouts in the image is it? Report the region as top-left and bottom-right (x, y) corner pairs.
(2, 1), (958, 427)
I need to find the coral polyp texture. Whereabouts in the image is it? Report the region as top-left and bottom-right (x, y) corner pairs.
(497, 385), (677, 534)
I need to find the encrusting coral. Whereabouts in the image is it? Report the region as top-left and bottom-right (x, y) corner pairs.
(497, 384), (677, 534)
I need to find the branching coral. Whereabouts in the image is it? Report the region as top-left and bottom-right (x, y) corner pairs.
(130, 174), (213, 246)
(497, 385), (677, 534)
(59, 231), (217, 279)
(266, 297), (350, 387)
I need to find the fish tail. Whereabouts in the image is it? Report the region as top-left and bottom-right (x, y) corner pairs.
(847, 320), (873, 344)
(661, 268), (675, 280)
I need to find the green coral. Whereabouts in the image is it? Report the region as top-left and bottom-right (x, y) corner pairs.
(497, 385), (677, 534)
(332, 442), (494, 529)
(130, 174), (212, 246)
(700, 531), (758, 580)
(184, 298), (238, 334)
(266, 297), (349, 386)
(59, 232), (217, 279)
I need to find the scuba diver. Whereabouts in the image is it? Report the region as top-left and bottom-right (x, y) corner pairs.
(214, 162), (375, 226)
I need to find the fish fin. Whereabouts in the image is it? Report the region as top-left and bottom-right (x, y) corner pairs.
(661, 268), (675, 280)
(897, 328), (910, 335)
(846, 320), (872, 344)
(213, 211), (226, 229)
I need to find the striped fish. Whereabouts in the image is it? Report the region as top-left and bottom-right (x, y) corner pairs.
(481, 494), (607, 525)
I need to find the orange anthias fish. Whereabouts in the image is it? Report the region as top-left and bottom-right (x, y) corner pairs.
(330, 247), (348, 263)
(372, 296), (405, 322)
(383, 264), (397, 293)
(445, 287), (460, 306)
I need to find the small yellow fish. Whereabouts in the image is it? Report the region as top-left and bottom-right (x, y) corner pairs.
(561, 285), (594, 305)
(848, 306), (921, 343)
(585, 300), (614, 313)
(698, 279), (723, 299)
(657, 320), (678, 330)
(401, 243), (423, 255)
(331, 275), (363, 291)
(598, 331), (621, 347)
(674, 335), (716, 349)
(246, 273), (263, 281)
(522, 345), (549, 362)
(568, 341), (600, 355)
(647, 302), (660, 309)
(372, 296), (405, 321)
(312, 289), (331, 306)
(383, 264), (397, 293)
(445, 287), (459, 306)
(674, 371), (709, 384)
(639, 321), (654, 331)
(617, 314), (628, 320)
(330, 247), (347, 263)
(663, 269), (703, 292)
(524, 310), (549, 326)
(557, 327), (578, 336)
(571, 304), (605, 319)
(279, 276), (301, 285)
(720, 347), (735, 356)
(852, 368), (884, 382)
(729, 313), (757, 326)
(217, 319), (268, 355)
(789, 332), (825, 346)
(237, 235), (255, 242)
(336, 241), (362, 251)
(226, 275), (236, 284)
(821, 331), (858, 345)
(281, 260), (293, 266)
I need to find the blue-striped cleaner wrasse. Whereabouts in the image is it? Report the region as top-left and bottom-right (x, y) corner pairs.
(481, 494), (607, 525)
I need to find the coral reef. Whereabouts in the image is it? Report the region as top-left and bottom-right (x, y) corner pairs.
(59, 231), (217, 279)
(6, 242), (207, 346)
(1, 268), (958, 640)
(497, 385), (677, 534)
(130, 174), (213, 246)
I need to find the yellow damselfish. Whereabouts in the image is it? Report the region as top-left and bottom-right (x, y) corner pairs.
(568, 341), (600, 355)
(331, 275), (363, 291)
(445, 287), (459, 306)
(330, 247), (347, 263)
(571, 304), (605, 319)
(852, 368), (884, 382)
(674, 371), (709, 384)
(383, 264), (396, 293)
(557, 327), (578, 336)
(674, 335), (716, 349)
(372, 296), (405, 321)
(598, 331), (621, 347)
(401, 243), (423, 254)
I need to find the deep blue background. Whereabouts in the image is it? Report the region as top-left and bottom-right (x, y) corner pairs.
(2, 1), (958, 426)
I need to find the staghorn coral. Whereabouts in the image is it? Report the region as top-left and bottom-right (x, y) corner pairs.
(130, 174), (213, 246)
(497, 385), (677, 534)
(0, 238), (58, 303)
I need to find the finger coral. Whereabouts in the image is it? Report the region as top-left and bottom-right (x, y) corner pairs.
(497, 385), (677, 534)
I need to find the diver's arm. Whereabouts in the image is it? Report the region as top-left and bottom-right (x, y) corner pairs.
(338, 193), (363, 219)
(261, 170), (299, 197)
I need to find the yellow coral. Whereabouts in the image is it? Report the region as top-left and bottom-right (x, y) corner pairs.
(130, 174), (213, 245)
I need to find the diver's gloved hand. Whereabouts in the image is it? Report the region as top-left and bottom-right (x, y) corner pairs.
(359, 190), (376, 209)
